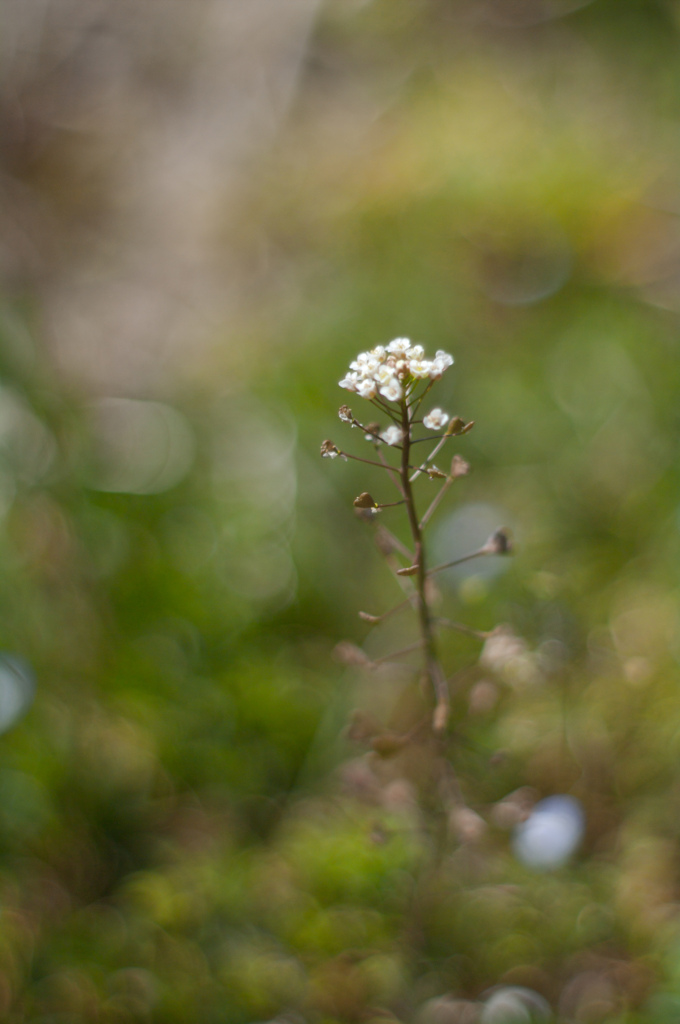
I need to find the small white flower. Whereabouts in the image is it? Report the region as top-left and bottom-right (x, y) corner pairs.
(375, 363), (395, 385)
(381, 425), (403, 446)
(339, 373), (359, 391)
(409, 359), (433, 379)
(407, 344), (424, 359)
(370, 345), (386, 360)
(379, 379), (403, 402)
(357, 378), (378, 399)
(387, 337), (411, 355)
(349, 359), (366, 374)
(359, 356), (380, 377)
(350, 352), (379, 375)
(429, 349), (454, 378)
(423, 408), (449, 431)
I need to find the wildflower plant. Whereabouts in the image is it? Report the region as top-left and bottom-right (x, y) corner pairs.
(321, 337), (511, 736)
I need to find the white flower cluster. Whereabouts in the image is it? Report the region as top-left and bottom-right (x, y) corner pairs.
(339, 338), (453, 401)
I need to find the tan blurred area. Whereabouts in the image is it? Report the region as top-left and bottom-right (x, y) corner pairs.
(0, 0), (321, 393)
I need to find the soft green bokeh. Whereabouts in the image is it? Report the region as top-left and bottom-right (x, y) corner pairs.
(1, 1), (680, 1021)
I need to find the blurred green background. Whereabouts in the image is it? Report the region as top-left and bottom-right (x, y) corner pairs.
(1, 0), (680, 1020)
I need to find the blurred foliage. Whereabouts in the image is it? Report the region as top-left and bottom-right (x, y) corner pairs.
(2, 0), (680, 1021)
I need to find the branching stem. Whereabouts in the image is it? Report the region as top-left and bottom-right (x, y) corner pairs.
(399, 397), (450, 731)
(340, 451), (401, 471)
(428, 548), (489, 577)
(409, 434), (450, 485)
(419, 475), (455, 529)
(359, 591), (419, 625)
(376, 447), (406, 498)
(376, 525), (413, 562)
(370, 640), (425, 666)
(436, 618), (492, 640)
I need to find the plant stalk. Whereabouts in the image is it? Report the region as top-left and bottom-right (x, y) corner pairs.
(400, 398), (449, 731)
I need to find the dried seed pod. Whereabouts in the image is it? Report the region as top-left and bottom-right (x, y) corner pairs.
(484, 527), (512, 555)
(446, 416), (467, 436)
(320, 438), (340, 458)
(353, 492), (378, 509)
